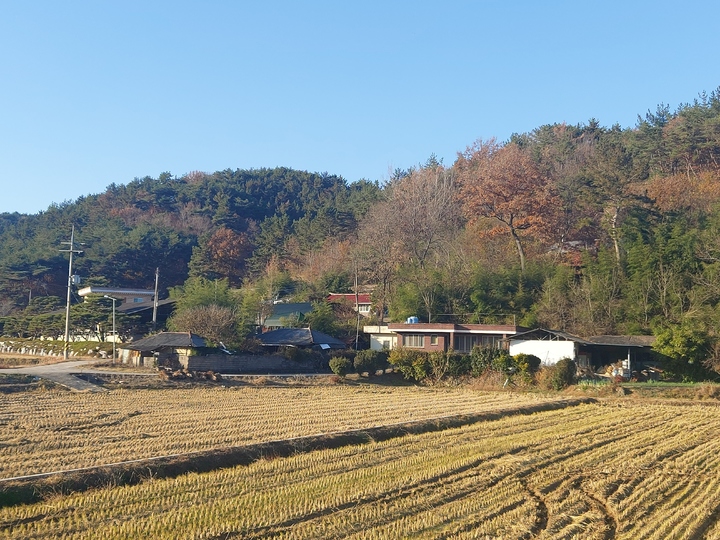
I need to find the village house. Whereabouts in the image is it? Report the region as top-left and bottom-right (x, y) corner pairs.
(119, 331), (208, 367)
(365, 321), (527, 353)
(327, 293), (373, 316)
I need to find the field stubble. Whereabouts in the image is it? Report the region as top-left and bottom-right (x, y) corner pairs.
(2, 388), (720, 538)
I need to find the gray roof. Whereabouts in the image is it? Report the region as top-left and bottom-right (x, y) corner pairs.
(510, 329), (655, 348)
(258, 328), (345, 349)
(588, 335), (656, 347)
(121, 332), (207, 352)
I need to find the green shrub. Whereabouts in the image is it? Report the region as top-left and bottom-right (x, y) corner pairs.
(329, 356), (352, 376)
(446, 351), (471, 377)
(549, 358), (577, 390)
(280, 346), (301, 361)
(513, 353), (542, 374)
(491, 351), (515, 373)
(353, 349), (388, 376)
(389, 348), (430, 381)
(470, 346), (509, 376)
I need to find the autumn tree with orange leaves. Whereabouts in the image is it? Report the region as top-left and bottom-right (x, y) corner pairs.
(456, 139), (561, 272)
(189, 227), (254, 286)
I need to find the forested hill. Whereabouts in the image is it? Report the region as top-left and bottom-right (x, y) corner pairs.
(0, 167), (383, 312)
(5, 88), (720, 377)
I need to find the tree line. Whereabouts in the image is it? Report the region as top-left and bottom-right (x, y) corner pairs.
(3, 89), (720, 377)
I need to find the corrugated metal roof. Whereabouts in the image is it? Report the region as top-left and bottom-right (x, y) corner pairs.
(510, 329), (655, 348)
(588, 335), (656, 347)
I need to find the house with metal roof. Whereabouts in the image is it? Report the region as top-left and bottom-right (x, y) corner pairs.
(507, 328), (657, 374)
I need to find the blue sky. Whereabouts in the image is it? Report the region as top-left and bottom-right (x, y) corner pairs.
(1, 1), (718, 214)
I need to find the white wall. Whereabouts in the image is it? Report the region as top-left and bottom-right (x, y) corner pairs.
(509, 340), (576, 366)
(369, 334), (395, 351)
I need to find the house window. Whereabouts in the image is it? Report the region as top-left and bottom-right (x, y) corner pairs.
(381, 340), (390, 350)
(133, 298), (145, 303)
(358, 304), (370, 313)
(455, 334), (501, 352)
(403, 334), (424, 348)
(430, 335), (438, 346)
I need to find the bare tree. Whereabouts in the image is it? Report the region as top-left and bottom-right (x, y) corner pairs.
(168, 304), (237, 345)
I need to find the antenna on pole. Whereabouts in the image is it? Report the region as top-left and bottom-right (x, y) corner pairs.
(59, 225), (84, 360)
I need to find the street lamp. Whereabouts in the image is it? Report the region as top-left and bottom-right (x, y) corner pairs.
(104, 295), (120, 363)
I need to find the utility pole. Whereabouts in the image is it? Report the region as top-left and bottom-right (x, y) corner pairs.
(152, 267), (159, 331)
(59, 226), (83, 360)
(104, 295), (119, 364)
(354, 263), (360, 350)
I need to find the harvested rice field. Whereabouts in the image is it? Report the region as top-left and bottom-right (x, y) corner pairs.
(0, 385), (557, 478)
(3, 387), (720, 538)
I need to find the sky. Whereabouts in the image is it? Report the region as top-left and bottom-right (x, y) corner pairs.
(1, 1), (719, 215)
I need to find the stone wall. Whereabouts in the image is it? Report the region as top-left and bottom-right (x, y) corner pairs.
(178, 353), (322, 374)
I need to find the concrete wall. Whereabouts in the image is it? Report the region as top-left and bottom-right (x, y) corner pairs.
(178, 353), (320, 374)
(509, 340), (576, 366)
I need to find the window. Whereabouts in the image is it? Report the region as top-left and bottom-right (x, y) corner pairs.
(381, 340), (390, 350)
(454, 334), (501, 352)
(133, 298), (145, 303)
(430, 335), (438, 346)
(402, 334), (424, 348)
(358, 304), (370, 313)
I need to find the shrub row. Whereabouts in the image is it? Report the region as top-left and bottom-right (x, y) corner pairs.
(382, 346), (575, 389)
(329, 346), (577, 390)
(329, 349), (390, 377)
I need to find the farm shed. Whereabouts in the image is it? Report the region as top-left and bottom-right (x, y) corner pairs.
(586, 334), (658, 377)
(119, 331), (208, 367)
(508, 329), (658, 375)
(508, 329), (590, 367)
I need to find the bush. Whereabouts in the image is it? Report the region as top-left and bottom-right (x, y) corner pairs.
(549, 358), (577, 390)
(354, 349), (389, 376)
(389, 348), (430, 381)
(491, 351), (515, 374)
(447, 352), (472, 377)
(470, 347), (513, 376)
(513, 353), (542, 374)
(329, 356), (352, 376)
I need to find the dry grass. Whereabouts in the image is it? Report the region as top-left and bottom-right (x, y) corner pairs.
(3, 399), (720, 538)
(0, 385), (557, 479)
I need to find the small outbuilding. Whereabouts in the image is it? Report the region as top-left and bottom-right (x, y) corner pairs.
(508, 328), (658, 376)
(119, 331), (208, 367)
